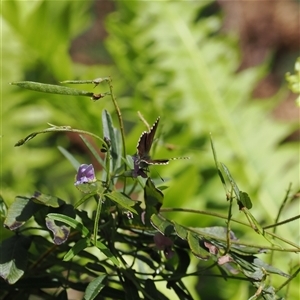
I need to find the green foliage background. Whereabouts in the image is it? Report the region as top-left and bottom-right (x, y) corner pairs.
(1, 1), (299, 299)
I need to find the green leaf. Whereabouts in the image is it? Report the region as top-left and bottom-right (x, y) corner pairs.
(150, 214), (175, 236)
(102, 109), (122, 173)
(144, 178), (164, 227)
(239, 191), (252, 209)
(252, 256), (289, 278)
(173, 222), (189, 240)
(105, 191), (137, 214)
(74, 193), (97, 209)
(187, 231), (210, 260)
(83, 274), (106, 300)
(231, 252), (289, 281)
(0, 235), (31, 284)
(94, 241), (120, 267)
(64, 238), (91, 261)
(194, 226), (267, 255)
(47, 213), (90, 237)
(123, 272), (140, 300)
(4, 196), (41, 230)
(75, 182), (102, 194)
(31, 191), (65, 207)
(220, 162), (244, 208)
(10, 81), (95, 97)
(45, 204), (76, 245)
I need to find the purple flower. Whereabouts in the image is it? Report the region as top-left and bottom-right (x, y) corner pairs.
(74, 164), (96, 186)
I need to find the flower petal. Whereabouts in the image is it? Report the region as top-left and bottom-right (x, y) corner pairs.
(75, 164), (96, 185)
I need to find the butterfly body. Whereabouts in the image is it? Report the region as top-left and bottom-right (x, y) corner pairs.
(132, 117), (189, 178)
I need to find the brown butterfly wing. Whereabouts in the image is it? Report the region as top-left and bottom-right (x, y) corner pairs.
(140, 158), (169, 166)
(137, 117), (160, 158)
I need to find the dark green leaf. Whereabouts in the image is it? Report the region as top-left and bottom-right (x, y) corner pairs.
(4, 196), (41, 230)
(174, 248), (190, 275)
(0, 275), (63, 291)
(85, 262), (107, 273)
(187, 232), (210, 260)
(94, 240), (120, 267)
(83, 274), (106, 300)
(121, 201), (149, 230)
(173, 222), (189, 240)
(105, 191), (137, 214)
(47, 213), (90, 237)
(57, 289), (68, 300)
(0, 235), (31, 284)
(145, 279), (169, 300)
(74, 193), (97, 208)
(239, 191), (253, 209)
(150, 214), (175, 236)
(167, 281), (193, 300)
(122, 269), (143, 300)
(63, 238), (91, 261)
(144, 178), (164, 227)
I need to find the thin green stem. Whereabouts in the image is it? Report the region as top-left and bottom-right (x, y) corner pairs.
(263, 215), (300, 230)
(273, 183), (293, 228)
(267, 184), (295, 283)
(15, 126), (106, 147)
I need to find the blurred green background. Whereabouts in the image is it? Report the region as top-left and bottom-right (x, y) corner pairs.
(1, 1), (299, 299)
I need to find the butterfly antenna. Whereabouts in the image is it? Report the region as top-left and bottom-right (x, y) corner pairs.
(137, 111), (150, 131)
(153, 167), (165, 182)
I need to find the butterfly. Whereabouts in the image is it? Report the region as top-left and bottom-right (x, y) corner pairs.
(132, 117), (189, 178)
